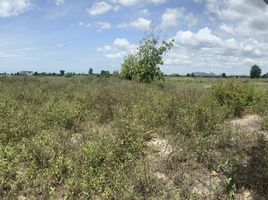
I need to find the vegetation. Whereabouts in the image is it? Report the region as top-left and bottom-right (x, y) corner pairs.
(121, 32), (173, 82)
(0, 76), (267, 199)
(88, 68), (93, 75)
(250, 64), (262, 78)
(211, 80), (255, 117)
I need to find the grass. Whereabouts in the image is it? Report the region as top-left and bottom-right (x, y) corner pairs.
(0, 76), (267, 199)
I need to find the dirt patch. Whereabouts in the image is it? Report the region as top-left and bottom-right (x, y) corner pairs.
(146, 133), (174, 188)
(229, 115), (268, 199)
(229, 115), (262, 132)
(145, 134), (226, 198)
(229, 114), (268, 141)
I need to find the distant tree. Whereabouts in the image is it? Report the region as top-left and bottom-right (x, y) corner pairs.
(250, 65), (262, 78)
(88, 68), (93, 75)
(191, 73), (195, 77)
(65, 72), (73, 78)
(34, 71), (38, 76)
(186, 73), (191, 77)
(60, 70), (65, 76)
(113, 70), (120, 78)
(222, 73), (226, 78)
(121, 30), (174, 82)
(100, 70), (110, 77)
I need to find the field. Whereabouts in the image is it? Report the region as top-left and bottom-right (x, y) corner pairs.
(0, 76), (267, 199)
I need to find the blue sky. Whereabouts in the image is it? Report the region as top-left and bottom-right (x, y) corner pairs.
(0, 0), (268, 75)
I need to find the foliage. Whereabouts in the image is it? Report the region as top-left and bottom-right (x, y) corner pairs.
(0, 77), (267, 199)
(121, 32), (174, 82)
(211, 80), (255, 117)
(60, 70), (65, 76)
(88, 68), (93, 75)
(100, 70), (110, 77)
(250, 64), (262, 78)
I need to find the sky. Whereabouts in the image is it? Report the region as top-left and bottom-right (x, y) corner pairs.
(0, 0), (268, 75)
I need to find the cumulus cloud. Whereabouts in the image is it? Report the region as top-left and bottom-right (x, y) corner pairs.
(87, 0), (167, 16)
(198, 0), (268, 39)
(87, 1), (116, 16)
(165, 26), (268, 74)
(0, 0), (32, 17)
(174, 27), (221, 48)
(160, 8), (198, 30)
(97, 38), (137, 58)
(160, 8), (183, 30)
(118, 17), (151, 31)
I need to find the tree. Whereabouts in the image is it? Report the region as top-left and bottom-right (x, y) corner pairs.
(121, 54), (137, 80)
(113, 70), (120, 78)
(186, 73), (191, 77)
(222, 73), (226, 78)
(60, 70), (65, 76)
(121, 31), (174, 82)
(250, 65), (262, 78)
(100, 70), (110, 77)
(88, 68), (93, 75)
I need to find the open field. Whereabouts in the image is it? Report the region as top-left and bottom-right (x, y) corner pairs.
(0, 76), (267, 199)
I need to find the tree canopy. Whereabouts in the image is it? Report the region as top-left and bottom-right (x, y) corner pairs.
(121, 31), (174, 82)
(250, 65), (262, 78)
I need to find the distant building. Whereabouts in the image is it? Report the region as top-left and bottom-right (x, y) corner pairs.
(20, 71), (33, 76)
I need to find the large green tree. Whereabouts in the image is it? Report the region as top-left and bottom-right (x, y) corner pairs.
(121, 32), (174, 82)
(250, 65), (262, 78)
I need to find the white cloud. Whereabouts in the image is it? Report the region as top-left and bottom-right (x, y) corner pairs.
(199, 0), (268, 39)
(130, 17), (151, 30)
(174, 27), (221, 47)
(78, 22), (92, 28)
(87, 0), (167, 16)
(139, 9), (150, 16)
(160, 8), (198, 30)
(97, 38), (137, 58)
(55, 0), (65, 6)
(87, 1), (115, 16)
(165, 26), (268, 74)
(112, 0), (167, 7)
(113, 38), (130, 49)
(96, 21), (111, 32)
(78, 21), (111, 32)
(160, 8), (183, 30)
(0, 0), (32, 17)
(118, 17), (151, 31)
(219, 23), (234, 35)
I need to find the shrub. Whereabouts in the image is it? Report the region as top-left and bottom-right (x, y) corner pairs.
(211, 80), (255, 117)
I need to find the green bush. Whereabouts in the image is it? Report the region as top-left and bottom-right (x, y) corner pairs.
(211, 80), (255, 117)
